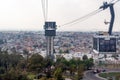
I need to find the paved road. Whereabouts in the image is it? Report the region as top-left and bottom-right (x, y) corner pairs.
(82, 70), (105, 80)
(82, 69), (120, 80)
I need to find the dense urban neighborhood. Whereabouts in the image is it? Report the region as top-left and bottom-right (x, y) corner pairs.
(0, 31), (120, 80)
(0, 31), (94, 59)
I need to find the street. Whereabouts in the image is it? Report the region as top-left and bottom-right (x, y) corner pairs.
(82, 70), (105, 80)
(82, 68), (120, 80)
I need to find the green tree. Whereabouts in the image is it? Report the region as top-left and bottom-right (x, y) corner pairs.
(23, 49), (29, 62)
(40, 77), (47, 80)
(0, 67), (5, 74)
(77, 64), (84, 80)
(54, 67), (64, 80)
(1, 68), (29, 80)
(82, 55), (88, 61)
(55, 57), (68, 71)
(17, 60), (26, 70)
(84, 58), (94, 70)
(59, 50), (63, 54)
(0, 53), (23, 71)
(27, 54), (44, 73)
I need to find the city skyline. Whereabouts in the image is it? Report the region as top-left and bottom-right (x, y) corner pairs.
(0, 0), (120, 31)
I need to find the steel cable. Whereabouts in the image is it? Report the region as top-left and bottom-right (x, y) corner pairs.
(60, 9), (103, 27)
(41, 0), (48, 21)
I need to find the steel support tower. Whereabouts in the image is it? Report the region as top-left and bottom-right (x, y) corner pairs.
(44, 22), (57, 59)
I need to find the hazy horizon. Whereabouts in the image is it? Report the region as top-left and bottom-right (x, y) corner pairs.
(0, 0), (120, 32)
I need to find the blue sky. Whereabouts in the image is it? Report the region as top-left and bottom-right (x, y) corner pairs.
(0, 0), (120, 31)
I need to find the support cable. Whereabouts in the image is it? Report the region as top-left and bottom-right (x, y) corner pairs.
(110, 0), (115, 3)
(45, 0), (48, 21)
(41, 0), (46, 21)
(60, 9), (103, 27)
(41, 0), (48, 21)
(114, 0), (120, 4)
(67, 9), (103, 27)
(109, 0), (120, 4)
(59, 0), (120, 27)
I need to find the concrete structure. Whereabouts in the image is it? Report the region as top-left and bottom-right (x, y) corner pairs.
(44, 22), (57, 59)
